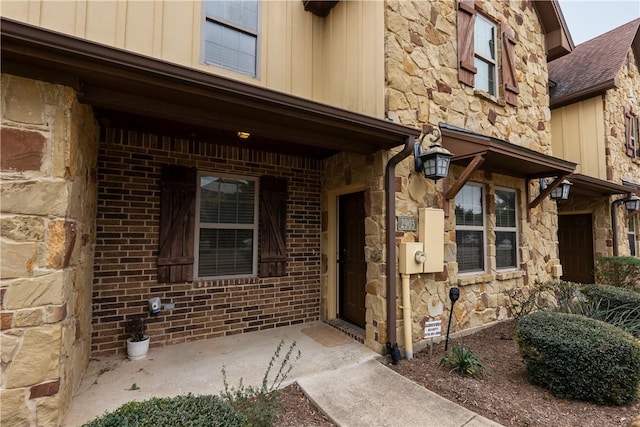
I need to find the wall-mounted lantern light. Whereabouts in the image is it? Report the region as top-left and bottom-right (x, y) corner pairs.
(550, 179), (573, 201)
(624, 195), (640, 212)
(539, 177), (573, 201)
(414, 126), (453, 181)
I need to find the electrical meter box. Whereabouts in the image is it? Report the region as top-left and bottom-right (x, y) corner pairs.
(419, 208), (444, 273)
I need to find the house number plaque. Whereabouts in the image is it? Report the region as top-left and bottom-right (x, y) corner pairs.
(396, 216), (417, 231)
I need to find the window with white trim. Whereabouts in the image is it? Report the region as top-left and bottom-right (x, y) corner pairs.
(629, 217), (637, 257)
(474, 14), (498, 96)
(455, 184), (485, 273)
(195, 173), (258, 278)
(495, 188), (518, 269)
(203, 0), (259, 77)
(625, 109), (639, 158)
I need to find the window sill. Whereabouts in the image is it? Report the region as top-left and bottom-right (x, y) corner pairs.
(194, 276), (259, 288)
(495, 269), (524, 281)
(457, 269), (524, 286)
(457, 272), (493, 286)
(474, 90), (506, 107)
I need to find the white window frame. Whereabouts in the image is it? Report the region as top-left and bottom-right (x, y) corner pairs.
(202, 0), (261, 78)
(494, 187), (519, 270)
(455, 183), (487, 274)
(629, 216), (637, 257)
(194, 171), (259, 279)
(632, 115), (639, 158)
(474, 13), (498, 97)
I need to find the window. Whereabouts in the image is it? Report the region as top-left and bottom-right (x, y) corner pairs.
(456, 0), (519, 105)
(203, 0), (259, 77)
(474, 14), (497, 96)
(158, 166), (287, 283)
(625, 109), (639, 158)
(495, 188), (518, 269)
(455, 184), (485, 273)
(629, 217), (637, 257)
(195, 174), (258, 278)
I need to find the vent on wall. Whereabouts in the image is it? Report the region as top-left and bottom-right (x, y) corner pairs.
(302, 0), (340, 17)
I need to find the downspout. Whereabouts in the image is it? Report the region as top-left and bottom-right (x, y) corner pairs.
(385, 136), (415, 364)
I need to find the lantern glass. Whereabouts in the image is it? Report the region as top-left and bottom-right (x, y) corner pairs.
(550, 180), (572, 201)
(625, 197), (640, 212)
(421, 152), (451, 181)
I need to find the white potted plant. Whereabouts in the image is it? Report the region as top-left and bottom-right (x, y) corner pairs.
(125, 316), (150, 360)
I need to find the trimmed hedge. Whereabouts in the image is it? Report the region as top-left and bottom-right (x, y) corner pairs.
(83, 394), (252, 427)
(515, 311), (640, 405)
(581, 284), (640, 310)
(595, 256), (640, 291)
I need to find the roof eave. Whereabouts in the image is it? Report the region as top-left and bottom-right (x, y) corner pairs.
(550, 79), (617, 109)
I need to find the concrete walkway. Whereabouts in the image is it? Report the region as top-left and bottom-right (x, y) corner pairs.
(63, 321), (502, 426)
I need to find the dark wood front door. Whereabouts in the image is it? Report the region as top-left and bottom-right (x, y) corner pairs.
(338, 192), (366, 328)
(558, 214), (595, 284)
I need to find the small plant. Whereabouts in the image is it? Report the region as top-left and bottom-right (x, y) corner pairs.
(505, 280), (554, 320)
(125, 316), (147, 342)
(439, 341), (491, 378)
(220, 340), (301, 426)
(595, 256), (640, 291)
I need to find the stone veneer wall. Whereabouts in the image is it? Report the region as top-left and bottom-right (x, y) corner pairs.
(363, 0), (561, 347)
(603, 47), (640, 255)
(1, 74), (98, 426)
(92, 128), (321, 357)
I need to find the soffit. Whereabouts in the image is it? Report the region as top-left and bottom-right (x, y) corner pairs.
(440, 123), (576, 179)
(0, 18), (419, 159)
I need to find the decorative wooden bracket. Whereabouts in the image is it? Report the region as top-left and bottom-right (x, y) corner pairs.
(528, 175), (568, 210)
(443, 153), (485, 217)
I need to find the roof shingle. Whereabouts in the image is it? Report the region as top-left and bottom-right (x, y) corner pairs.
(548, 18), (640, 107)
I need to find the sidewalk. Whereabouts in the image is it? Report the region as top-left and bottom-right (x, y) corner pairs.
(63, 321), (502, 426)
(299, 359), (503, 427)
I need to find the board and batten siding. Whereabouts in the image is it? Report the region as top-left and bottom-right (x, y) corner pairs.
(1, 0), (384, 118)
(551, 97), (607, 179)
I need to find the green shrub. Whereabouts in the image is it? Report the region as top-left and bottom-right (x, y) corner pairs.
(515, 311), (640, 405)
(84, 340), (301, 427)
(439, 341), (491, 378)
(581, 284), (640, 310)
(84, 394), (248, 427)
(595, 256), (640, 291)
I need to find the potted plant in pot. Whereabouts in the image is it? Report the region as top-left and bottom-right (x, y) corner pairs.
(125, 316), (149, 360)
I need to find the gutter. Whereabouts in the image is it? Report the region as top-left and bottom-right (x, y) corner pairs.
(385, 136), (415, 364)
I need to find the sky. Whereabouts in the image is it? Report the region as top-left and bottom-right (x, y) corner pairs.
(558, 0), (640, 45)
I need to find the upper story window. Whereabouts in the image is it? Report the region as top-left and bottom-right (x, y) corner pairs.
(195, 173), (258, 278)
(629, 217), (637, 257)
(495, 188), (518, 269)
(456, 0), (519, 105)
(203, 0), (259, 77)
(455, 184), (485, 273)
(474, 14), (497, 96)
(625, 108), (639, 158)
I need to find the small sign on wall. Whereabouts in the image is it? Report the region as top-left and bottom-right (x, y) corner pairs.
(423, 320), (442, 338)
(397, 216), (418, 232)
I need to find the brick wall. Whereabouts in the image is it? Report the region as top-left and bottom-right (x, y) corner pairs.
(92, 127), (322, 357)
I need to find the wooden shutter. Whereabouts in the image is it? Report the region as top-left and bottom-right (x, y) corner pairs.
(501, 24), (519, 106)
(259, 176), (287, 277)
(158, 165), (196, 283)
(457, 0), (477, 87)
(625, 108), (634, 157)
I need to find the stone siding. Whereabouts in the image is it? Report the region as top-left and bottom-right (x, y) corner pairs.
(92, 128), (321, 357)
(379, 0), (561, 346)
(603, 48), (640, 255)
(1, 74), (98, 426)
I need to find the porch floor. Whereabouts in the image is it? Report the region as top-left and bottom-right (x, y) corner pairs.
(63, 321), (379, 426)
